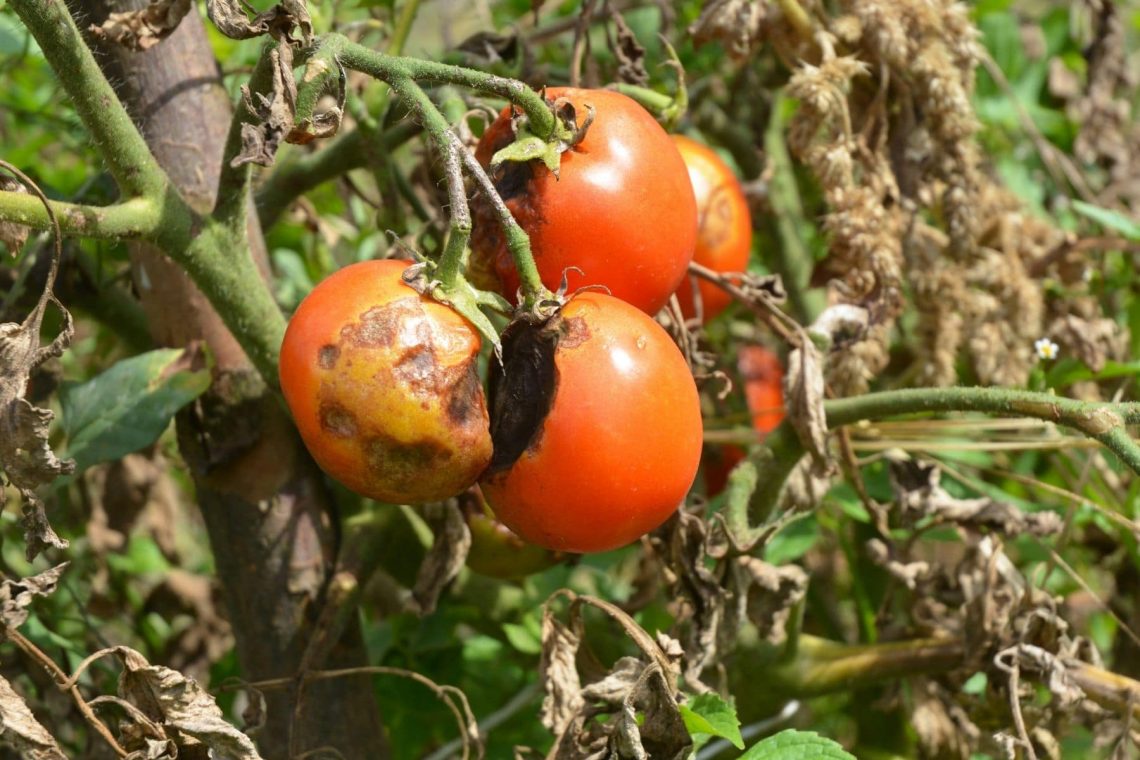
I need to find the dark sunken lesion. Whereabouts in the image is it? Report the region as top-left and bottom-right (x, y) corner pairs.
(485, 313), (561, 475)
(447, 365), (485, 427)
(319, 401), (359, 438)
(365, 434), (453, 490)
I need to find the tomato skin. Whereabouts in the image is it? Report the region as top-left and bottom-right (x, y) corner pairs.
(464, 490), (565, 579)
(703, 444), (747, 497)
(738, 345), (785, 436)
(471, 87), (698, 315)
(279, 260), (492, 504)
(671, 135), (753, 322)
(480, 292), (703, 553)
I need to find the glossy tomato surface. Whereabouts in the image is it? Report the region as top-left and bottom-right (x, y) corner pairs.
(672, 135), (753, 322)
(279, 259), (492, 504)
(480, 292), (703, 553)
(471, 87), (698, 315)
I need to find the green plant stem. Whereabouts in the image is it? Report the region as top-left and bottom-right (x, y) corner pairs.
(0, 194), (161, 241)
(825, 387), (1140, 474)
(333, 36), (556, 139)
(769, 635), (965, 696)
(254, 121), (420, 229)
(387, 0), (422, 58)
(9, 0), (168, 199)
(611, 83), (673, 113)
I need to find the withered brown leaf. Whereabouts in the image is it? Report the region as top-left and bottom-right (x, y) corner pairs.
(0, 675), (66, 759)
(88, 0), (193, 51)
(407, 500), (471, 616)
(0, 563), (68, 632)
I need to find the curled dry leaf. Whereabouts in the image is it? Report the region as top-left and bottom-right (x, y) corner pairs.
(0, 167), (75, 560)
(88, 0), (193, 51)
(205, 0), (311, 44)
(735, 556), (808, 647)
(0, 562), (68, 631)
(607, 8), (647, 86)
(232, 44), (298, 168)
(407, 500), (471, 616)
(688, 0), (767, 60)
(112, 646), (263, 759)
(783, 331), (830, 471)
(0, 675), (66, 760)
(539, 604), (583, 737)
(890, 460), (1063, 537)
(1047, 313), (1127, 373)
(0, 177), (29, 255)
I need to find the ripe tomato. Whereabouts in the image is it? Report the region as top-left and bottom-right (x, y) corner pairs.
(703, 444), (746, 498)
(671, 135), (753, 322)
(279, 259), (492, 504)
(738, 344), (785, 436)
(470, 87), (698, 315)
(480, 292), (703, 553)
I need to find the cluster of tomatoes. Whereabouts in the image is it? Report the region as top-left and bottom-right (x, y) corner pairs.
(279, 87), (768, 563)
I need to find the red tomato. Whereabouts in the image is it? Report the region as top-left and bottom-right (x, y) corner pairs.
(671, 135), (753, 322)
(279, 260), (492, 504)
(738, 345), (785, 437)
(470, 87), (698, 315)
(480, 292), (703, 553)
(703, 444), (747, 497)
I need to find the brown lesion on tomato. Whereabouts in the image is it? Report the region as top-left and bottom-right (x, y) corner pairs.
(317, 344), (340, 370)
(446, 364), (486, 427)
(319, 400), (359, 438)
(556, 316), (590, 349)
(342, 298), (428, 349)
(393, 343), (440, 394)
(364, 433), (454, 492)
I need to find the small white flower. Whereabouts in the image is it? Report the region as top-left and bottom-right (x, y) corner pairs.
(1035, 338), (1059, 361)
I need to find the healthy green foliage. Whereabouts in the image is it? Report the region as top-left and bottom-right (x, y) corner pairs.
(739, 729), (857, 760)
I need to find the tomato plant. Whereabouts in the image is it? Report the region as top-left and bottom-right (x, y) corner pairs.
(470, 87), (698, 315)
(480, 292), (703, 553)
(279, 259), (492, 504)
(672, 134), (753, 322)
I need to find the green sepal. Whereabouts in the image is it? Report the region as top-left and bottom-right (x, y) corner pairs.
(489, 132), (562, 176)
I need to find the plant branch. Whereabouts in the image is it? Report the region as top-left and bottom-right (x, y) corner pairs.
(8, 0), (169, 199)
(0, 194), (161, 242)
(333, 36), (556, 139)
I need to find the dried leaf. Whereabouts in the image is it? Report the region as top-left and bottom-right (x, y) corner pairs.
(539, 606), (583, 736)
(0, 675), (66, 759)
(88, 0), (193, 51)
(607, 8), (647, 86)
(205, 0), (311, 43)
(0, 177), (29, 255)
(232, 44), (298, 168)
(622, 665), (690, 760)
(736, 556), (808, 646)
(0, 563), (67, 631)
(784, 332), (829, 470)
(891, 461), (1062, 537)
(911, 680), (979, 760)
(114, 647), (263, 759)
(407, 501), (471, 616)
(1048, 313), (1127, 373)
(688, 0), (767, 60)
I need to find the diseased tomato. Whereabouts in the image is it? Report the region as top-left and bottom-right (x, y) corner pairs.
(671, 135), (753, 322)
(279, 259), (492, 504)
(480, 292), (703, 553)
(463, 488), (566, 579)
(470, 87), (698, 315)
(738, 344), (785, 436)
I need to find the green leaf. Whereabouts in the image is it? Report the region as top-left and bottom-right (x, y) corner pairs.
(679, 693), (744, 749)
(1071, 200), (1140, 241)
(60, 348), (211, 472)
(740, 729), (856, 760)
(502, 620), (542, 654)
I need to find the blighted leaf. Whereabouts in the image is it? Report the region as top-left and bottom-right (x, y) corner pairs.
(0, 675), (66, 759)
(679, 693), (744, 749)
(59, 346), (211, 473)
(608, 8), (647, 86)
(114, 647), (263, 759)
(619, 665), (690, 760)
(0, 563), (67, 631)
(232, 44), (298, 167)
(739, 729), (856, 760)
(205, 0), (311, 43)
(890, 461), (1062, 537)
(88, 0), (193, 51)
(0, 177), (29, 255)
(407, 500), (471, 616)
(689, 0), (767, 60)
(539, 605), (583, 736)
(736, 557), (807, 646)
(783, 334), (829, 470)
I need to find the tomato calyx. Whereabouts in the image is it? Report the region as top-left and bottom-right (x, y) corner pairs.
(488, 95), (595, 179)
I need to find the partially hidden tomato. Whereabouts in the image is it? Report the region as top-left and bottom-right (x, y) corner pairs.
(279, 259), (492, 504)
(671, 135), (753, 322)
(470, 87), (698, 315)
(738, 344), (785, 436)
(463, 488), (566, 579)
(480, 292), (703, 553)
